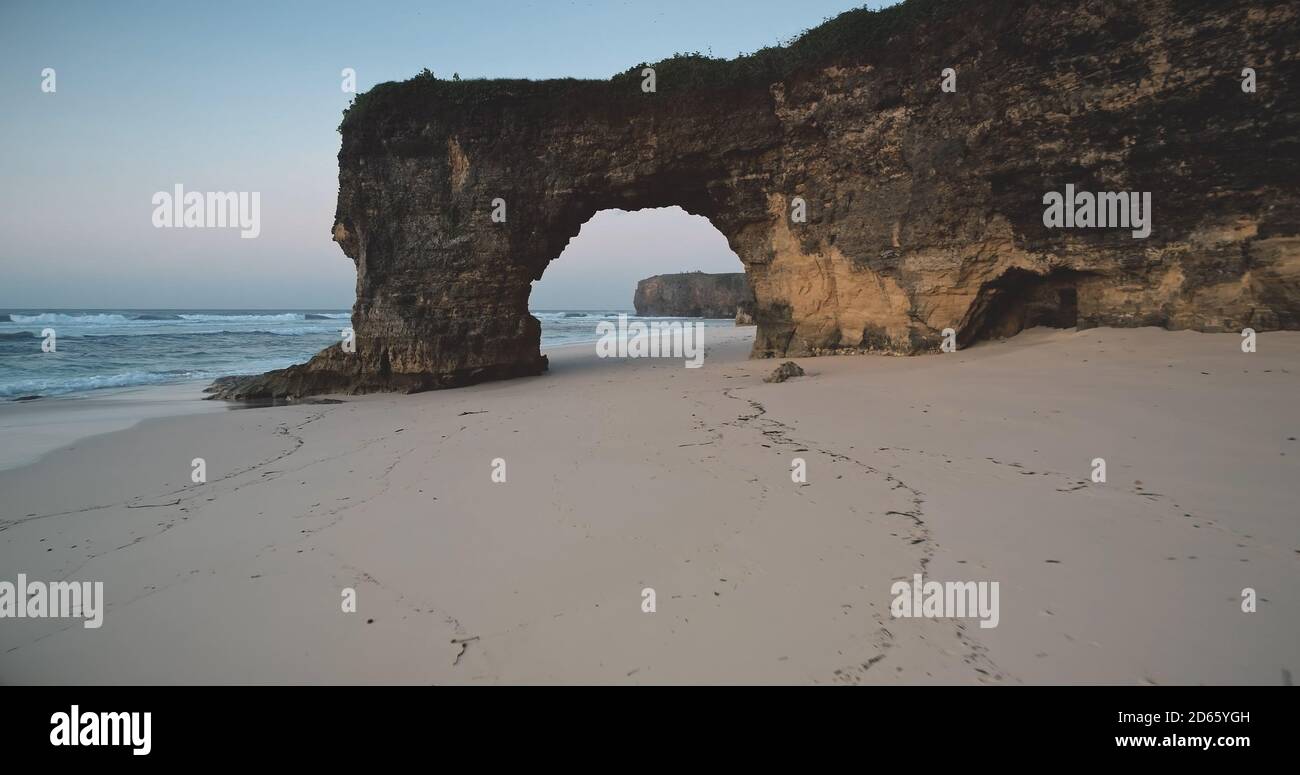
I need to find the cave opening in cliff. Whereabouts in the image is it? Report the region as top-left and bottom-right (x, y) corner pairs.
(958, 268), (1090, 348)
(529, 206), (747, 328)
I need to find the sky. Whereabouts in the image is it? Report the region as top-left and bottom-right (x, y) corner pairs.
(0, 0), (894, 310)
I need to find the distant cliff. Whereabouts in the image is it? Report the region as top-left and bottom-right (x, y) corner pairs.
(633, 272), (754, 318)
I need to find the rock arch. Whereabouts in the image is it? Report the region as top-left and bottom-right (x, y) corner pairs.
(210, 0), (1299, 399)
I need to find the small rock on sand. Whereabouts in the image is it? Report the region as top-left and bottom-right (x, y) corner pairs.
(764, 361), (805, 383)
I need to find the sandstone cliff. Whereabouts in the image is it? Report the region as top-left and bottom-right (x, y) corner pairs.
(634, 272), (754, 318)
(210, 0), (1300, 399)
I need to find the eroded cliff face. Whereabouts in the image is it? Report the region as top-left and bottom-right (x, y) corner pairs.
(211, 0), (1300, 399)
(634, 272), (754, 318)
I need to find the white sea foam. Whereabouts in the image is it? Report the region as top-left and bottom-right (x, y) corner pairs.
(9, 313), (132, 324)
(5, 312), (352, 325)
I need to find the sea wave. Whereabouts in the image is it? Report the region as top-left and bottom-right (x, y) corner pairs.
(76, 328), (332, 338)
(0, 329), (334, 342)
(531, 311), (628, 320)
(176, 313), (341, 322)
(5, 312), (351, 325)
(0, 359), (307, 399)
(0, 370), (211, 398)
(8, 313), (132, 324)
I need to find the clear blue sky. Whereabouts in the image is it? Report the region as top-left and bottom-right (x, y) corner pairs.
(0, 0), (894, 309)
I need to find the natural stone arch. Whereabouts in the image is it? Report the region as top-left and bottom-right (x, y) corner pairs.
(210, 0), (1300, 400)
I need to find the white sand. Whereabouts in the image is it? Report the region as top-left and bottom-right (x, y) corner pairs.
(0, 326), (1296, 684)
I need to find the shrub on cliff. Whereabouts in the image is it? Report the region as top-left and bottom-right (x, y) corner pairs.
(339, 0), (959, 133)
(610, 0), (957, 92)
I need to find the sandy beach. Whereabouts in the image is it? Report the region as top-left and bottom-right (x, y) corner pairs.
(1, 326), (1297, 684)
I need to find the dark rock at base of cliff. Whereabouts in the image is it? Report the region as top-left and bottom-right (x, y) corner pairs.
(763, 361), (805, 383)
(206, 344), (549, 401)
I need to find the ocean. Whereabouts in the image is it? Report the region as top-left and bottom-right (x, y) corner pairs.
(0, 310), (738, 399)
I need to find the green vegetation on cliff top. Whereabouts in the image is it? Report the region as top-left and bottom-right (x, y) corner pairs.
(339, 0), (954, 132)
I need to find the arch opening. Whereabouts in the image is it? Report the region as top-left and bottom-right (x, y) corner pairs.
(527, 206), (750, 349)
